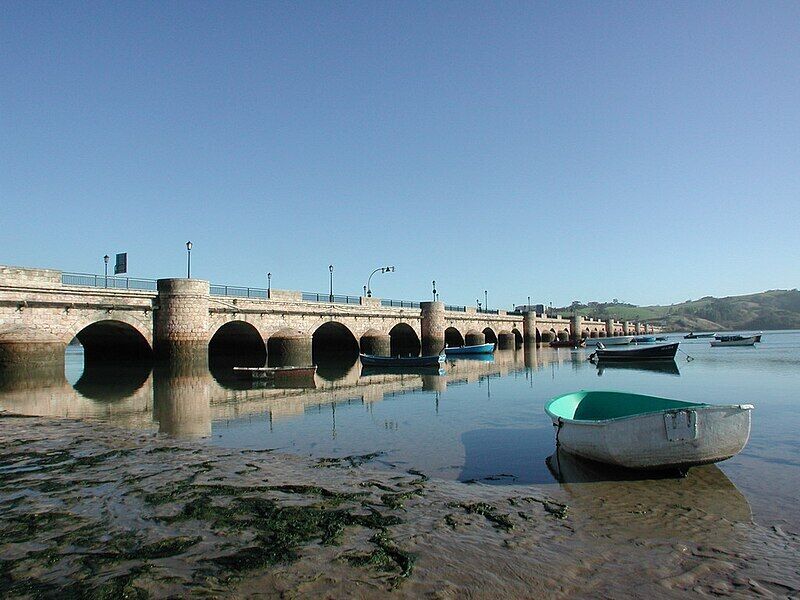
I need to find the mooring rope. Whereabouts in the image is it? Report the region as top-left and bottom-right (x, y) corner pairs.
(678, 347), (695, 362)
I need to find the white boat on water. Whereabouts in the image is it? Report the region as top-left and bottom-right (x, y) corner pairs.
(584, 335), (634, 347)
(710, 335), (757, 347)
(545, 390), (753, 470)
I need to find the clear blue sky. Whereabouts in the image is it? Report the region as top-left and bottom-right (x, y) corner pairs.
(2, 2), (798, 308)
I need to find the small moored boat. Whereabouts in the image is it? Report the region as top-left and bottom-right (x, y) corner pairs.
(655, 336), (668, 341)
(714, 332), (762, 343)
(684, 332), (715, 339)
(444, 343), (495, 355)
(549, 339), (586, 349)
(545, 390), (753, 470)
(589, 342), (679, 361)
(710, 335), (757, 347)
(584, 335), (634, 347)
(633, 335), (656, 343)
(359, 353), (445, 367)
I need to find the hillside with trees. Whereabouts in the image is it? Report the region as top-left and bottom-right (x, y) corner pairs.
(555, 289), (800, 332)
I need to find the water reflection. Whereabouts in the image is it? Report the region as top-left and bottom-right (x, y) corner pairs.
(595, 360), (681, 377)
(546, 449), (752, 539)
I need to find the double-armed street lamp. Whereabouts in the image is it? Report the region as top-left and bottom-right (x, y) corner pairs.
(329, 265), (334, 302)
(432, 280), (436, 301)
(366, 266), (395, 297)
(267, 272), (271, 298)
(186, 241), (192, 278)
(477, 299), (482, 312)
(103, 255), (109, 288)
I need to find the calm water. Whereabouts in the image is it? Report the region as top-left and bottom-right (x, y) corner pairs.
(3, 330), (799, 531)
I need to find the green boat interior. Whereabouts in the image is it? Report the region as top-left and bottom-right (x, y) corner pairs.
(547, 391), (708, 421)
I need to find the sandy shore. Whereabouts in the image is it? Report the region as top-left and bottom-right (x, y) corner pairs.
(1, 413), (798, 598)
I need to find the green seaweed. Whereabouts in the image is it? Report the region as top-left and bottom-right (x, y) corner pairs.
(380, 489), (423, 510)
(450, 502), (515, 532)
(342, 529), (415, 588)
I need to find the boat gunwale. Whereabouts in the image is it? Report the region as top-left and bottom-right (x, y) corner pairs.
(544, 390), (753, 426)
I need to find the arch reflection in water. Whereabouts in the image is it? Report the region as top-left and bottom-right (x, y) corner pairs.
(73, 362), (152, 402)
(546, 450), (751, 539)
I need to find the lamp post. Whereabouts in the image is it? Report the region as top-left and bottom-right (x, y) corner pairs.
(328, 265), (334, 302)
(527, 295), (531, 311)
(267, 272), (271, 298)
(432, 280), (436, 302)
(484, 290), (488, 312)
(477, 299), (481, 312)
(186, 241), (192, 278)
(366, 266), (395, 297)
(103, 255), (109, 288)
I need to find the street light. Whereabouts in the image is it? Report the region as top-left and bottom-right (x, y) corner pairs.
(527, 295), (531, 311)
(186, 241), (192, 278)
(484, 290), (488, 311)
(103, 255), (109, 288)
(267, 272), (271, 298)
(432, 280), (436, 301)
(477, 299), (481, 312)
(366, 265), (395, 297)
(328, 265), (334, 302)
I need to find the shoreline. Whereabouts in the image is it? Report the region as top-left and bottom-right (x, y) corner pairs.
(1, 414), (798, 598)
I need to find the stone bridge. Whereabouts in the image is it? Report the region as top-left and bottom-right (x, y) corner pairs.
(0, 265), (655, 373)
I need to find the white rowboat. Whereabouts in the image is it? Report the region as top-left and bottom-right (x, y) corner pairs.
(545, 390), (753, 470)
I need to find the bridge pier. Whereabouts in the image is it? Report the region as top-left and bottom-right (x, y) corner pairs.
(465, 331), (485, 346)
(605, 319), (614, 337)
(0, 341), (65, 376)
(570, 315), (583, 340)
(360, 331), (391, 357)
(420, 301), (445, 355)
(522, 311), (537, 346)
(268, 329), (313, 366)
(497, 332), (515, 350)
(154, 279), (210, 367)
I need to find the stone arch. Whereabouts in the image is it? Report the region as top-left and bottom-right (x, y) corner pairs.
(67, 312), (153, 347)
(389, 323), (421, 357)
(482, 328), (498, 344)
(599, 330), (606, 337)
(268, 328), (312, 367)
(74, 319), (153, 366)
(558, 329), (570, 341)
(512, 328), (524, 347)
(590, 331), (599, 338)
(312, 321), (359, 360)
(465, 330), (486, 346)
(209, 321), (266, 368)
(582, 328), (590, 339)
(445, 327), (464, 347)
(535, 328), (543, 344)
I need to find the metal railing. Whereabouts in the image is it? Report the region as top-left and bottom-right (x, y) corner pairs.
(477, 308), (499, 315)
(444, 305), (466, 312)
(210, 284), (268, 299)
(301, 292), (361, 305)
(62, 272), (158, 291)
(381, 299), (421, 308)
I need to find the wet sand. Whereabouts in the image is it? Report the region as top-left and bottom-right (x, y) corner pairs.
(1, 414), (798, 598)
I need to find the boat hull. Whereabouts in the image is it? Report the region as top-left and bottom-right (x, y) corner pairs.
(592, 342), (679, 361)
(545, 391), (753, 470)
(584, 336), (634, 346)
(444, 343), (495, 355)
(549, 339), (585, 348)
(633, 336), (656, 343)
(710, 336), (757, 347)
(359, 353), (445, 367)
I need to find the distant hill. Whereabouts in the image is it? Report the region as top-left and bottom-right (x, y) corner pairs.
(555, 289), (800, 332)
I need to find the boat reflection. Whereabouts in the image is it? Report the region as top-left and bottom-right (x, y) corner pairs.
(545, 449), (752, 538)
(595, 359), (681, 377)
(360, 365), (446, 377)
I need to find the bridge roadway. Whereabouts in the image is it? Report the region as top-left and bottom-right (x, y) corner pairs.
(0, 265), (654, 374)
